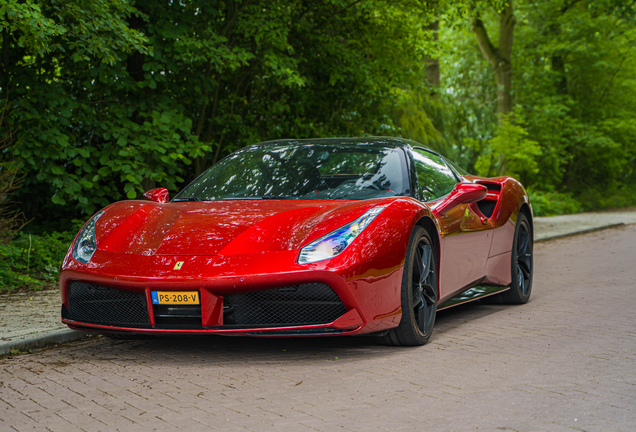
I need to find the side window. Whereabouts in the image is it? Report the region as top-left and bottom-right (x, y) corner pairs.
(412, 148), (458, 201)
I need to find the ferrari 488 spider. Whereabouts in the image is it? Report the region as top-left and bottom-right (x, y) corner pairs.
(61, 137), (533, 346)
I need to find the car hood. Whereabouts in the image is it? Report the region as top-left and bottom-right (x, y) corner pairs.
(95, 199), (387, 256)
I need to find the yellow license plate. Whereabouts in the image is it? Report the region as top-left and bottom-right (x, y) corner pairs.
(152, 291), (200, 305)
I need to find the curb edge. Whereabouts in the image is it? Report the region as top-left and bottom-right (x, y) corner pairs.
(536, 223), (626, 243)
(0, 329), (89, 356)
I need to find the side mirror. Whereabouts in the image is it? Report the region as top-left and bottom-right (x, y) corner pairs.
(143, 188), (169, 204)
(433, 183), (487, 216)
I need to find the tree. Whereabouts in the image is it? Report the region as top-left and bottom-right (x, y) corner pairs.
(1, 0), (433, 224)
(470, 0), (516, 119)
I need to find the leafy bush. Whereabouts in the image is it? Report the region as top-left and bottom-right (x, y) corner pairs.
(0, 231), (76, 291)
(576, 187), (636, 213)
(474, 114), (541, 184)
(528, 190), (582, 217)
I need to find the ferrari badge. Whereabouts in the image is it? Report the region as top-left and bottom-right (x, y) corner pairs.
(173, 261), (184, 270)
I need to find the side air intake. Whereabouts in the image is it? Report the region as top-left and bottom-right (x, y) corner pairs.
(477, 200), (497, 218)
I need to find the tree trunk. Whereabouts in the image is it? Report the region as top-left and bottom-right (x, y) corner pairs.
(424, 20), (440, 92)
(495, 61), (514, 114)
(471, 1), (516, 120)
(549, 24), (567, 95)
(1, 30), (9, 101)
(552, 54), (567, 95)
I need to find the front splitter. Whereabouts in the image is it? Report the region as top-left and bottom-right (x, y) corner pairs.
(62, 307), (365, 337)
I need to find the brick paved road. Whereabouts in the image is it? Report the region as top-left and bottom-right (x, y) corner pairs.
(1, 224), (635, 432)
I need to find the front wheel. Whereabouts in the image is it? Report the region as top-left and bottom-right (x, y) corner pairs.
(382, 226), (438, 346)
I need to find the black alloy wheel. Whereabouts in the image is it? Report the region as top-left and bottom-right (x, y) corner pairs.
(382, 225), (438, 346)
(490, 212), (533, 305)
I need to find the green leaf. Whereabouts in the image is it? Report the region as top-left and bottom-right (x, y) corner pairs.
(51, 195), (66, 205)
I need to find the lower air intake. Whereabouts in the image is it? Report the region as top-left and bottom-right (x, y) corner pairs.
(223, 283), (346, 327)
(67, 281), (150, 327)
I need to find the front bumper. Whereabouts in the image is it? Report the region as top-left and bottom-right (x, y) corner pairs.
(60, 249), (402, 337)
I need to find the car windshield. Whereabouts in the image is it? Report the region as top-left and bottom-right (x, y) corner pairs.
(174, 142), (408, 201)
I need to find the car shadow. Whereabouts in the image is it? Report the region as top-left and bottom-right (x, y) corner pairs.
(61, 300), (516, 366)
(433, 300), (509, 336)
(95, 333), (393, 366)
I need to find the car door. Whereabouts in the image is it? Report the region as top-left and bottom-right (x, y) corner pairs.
(411, 148), (493, 301)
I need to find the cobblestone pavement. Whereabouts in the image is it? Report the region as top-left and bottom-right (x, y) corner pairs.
(1, 225), (636, 431)
(0, 290), (66, 345)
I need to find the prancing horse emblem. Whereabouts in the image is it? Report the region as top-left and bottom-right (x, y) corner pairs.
(173, 261), (184, 270)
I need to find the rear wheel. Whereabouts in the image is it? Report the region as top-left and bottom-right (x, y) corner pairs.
(382, 226), (438, 346)
(486, 212), (533, 305)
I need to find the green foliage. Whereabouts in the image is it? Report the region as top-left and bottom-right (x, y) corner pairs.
(474, 113), (541, 182)
(395, 0), (636, 215)
(0, 0), (66, 54)
(392, 86), (447, 154)
(2, 0), (430, 221)
(0, 230), (75, 291)
(527, 190), (581, 217)
(512, 0), (636, 205)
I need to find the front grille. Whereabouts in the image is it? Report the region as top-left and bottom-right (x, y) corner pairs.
(478, 200), (497, 218)
(67, 281), (150, 327)
(223, 283), (347, 327)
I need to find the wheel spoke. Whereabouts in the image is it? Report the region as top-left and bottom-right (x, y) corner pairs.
(518, 258), (531, 279)
(413, 289), (424, 310)
(417, 306), (427, 330)
(517, 265), (529, 295)
(517, 230), (529, 256)
(421, 284), (437, 306)
(419, 243), (432, 285)
(413, 245), (423, 284)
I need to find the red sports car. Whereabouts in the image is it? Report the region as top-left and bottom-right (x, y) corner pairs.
(60, 137), (533, 346)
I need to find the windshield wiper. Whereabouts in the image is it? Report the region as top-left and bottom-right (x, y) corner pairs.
(173, 197), (201, 202)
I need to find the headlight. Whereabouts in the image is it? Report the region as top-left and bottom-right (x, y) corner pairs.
(72, 211), (105, 263)
(298, 206), (385, 264)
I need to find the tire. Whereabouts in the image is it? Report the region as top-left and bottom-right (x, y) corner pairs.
(492, 212), (533, 305)
(381, 225), (438, 346)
